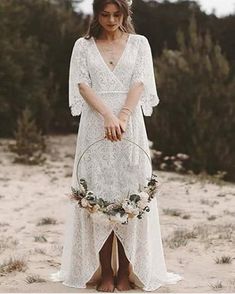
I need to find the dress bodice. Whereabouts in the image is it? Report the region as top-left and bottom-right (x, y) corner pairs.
(69, 33), (160, 117)
(87, 34), (140, 93)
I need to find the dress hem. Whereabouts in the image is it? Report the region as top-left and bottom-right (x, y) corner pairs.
(50, 272), (184, 292)
(50, 228), (184, 292)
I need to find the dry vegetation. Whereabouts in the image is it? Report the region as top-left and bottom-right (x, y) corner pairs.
(25, 274), (46, 284)
(0, 257), (27, 275)
(36, 217), (57, 226)
(164, 228), (197, 249)
(34, 235), (48, 243)
(214, 255), (233, 264)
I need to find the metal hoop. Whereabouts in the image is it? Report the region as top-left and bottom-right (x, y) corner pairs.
(76, 137), (152, 187)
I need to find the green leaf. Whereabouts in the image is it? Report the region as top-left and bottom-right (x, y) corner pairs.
(118, 208), (126, 216)
(71, 186), (78, 195)
(86, 195), (95, 201)
(129, 194), (141, 203)
(98, 198), (105, 207)
(144, 206), (150, 212)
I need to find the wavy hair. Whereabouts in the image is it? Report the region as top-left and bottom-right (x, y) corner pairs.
(84, 0), (136, 40)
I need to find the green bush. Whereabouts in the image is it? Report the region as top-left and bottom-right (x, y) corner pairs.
(150, 15), (235, 181)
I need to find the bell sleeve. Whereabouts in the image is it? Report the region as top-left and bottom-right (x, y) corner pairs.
(69, 37), (92, 116)
(130, 36), (160, 116)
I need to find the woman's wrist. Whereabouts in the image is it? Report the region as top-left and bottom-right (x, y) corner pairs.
(121, 106), (133, 115)
(100, 108), (112, 118)
(118, 111), (130, 122)
(119, 106), (132, 119)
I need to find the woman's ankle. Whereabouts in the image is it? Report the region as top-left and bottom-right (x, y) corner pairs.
(117, 266), (129, 276)
(101, 267), (114, 277)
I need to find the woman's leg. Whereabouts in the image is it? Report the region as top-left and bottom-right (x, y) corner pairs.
(97, 231), (115, 291)
(116, 237), (134, 290)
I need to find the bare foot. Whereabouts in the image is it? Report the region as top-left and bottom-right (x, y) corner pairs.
(96, 271), (115, 292)
(116, 270), (135, 291)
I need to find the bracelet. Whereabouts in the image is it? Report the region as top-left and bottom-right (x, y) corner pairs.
(122, 106), (132, 113)
(120, 109), (131, 116)
(121, 106), (133, 114)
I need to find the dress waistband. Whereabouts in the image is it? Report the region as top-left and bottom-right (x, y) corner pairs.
(94, 90), (129, 94)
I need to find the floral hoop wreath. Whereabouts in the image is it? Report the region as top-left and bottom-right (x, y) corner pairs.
(69, 138), (159, 225)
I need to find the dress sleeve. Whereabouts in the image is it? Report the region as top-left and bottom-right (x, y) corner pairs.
(130, 36), (160, 116)
(69, 37), (92, 116)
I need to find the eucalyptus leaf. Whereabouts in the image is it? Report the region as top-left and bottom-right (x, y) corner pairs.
(86, 195), (95, 201)
(130, 194), (141, 203)
(98, 198), (105, 207)
(107, 210), (117, 216)
(71, 187), (79, 196)
(120, 209), (126, 217)
(79, 178), (88, 192)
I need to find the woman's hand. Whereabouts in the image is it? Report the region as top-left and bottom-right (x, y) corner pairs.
(103, 111), (122, 142)
(117, 111), (130, 134)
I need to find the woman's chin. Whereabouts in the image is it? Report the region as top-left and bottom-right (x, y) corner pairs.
(105, 26), (118, 31)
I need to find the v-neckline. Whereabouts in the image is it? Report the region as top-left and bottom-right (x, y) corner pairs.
(92, 33), (131, 74)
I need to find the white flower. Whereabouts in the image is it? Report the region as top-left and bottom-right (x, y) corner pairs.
(109, 213), (128, 224)
(81, 198), (90, 208)
(176, 153), (189, 160)
(139, 191), (149, 201)
(90, 204), (100, 213)
(148, 140), (153, 148)
(106, 204), (118, 211)
(122, 200), (139, 215)
(137, 199), (149, 210)
(86, 190), (94, 196)
(160, 163), (167, 170)
(126, 0), (132, 6)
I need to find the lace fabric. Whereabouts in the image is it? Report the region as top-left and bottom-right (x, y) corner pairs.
(50, 33), (184, 291)
(130, 36), (160, 116)
(68, 38), (92, 116)
(69, 34), (160, 117)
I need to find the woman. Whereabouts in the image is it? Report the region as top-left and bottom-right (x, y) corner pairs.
(50, 0), (183, 292)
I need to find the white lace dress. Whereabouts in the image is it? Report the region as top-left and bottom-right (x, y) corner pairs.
(50, 33), (184, 291)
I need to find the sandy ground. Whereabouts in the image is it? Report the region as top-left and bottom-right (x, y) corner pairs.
(0, 134), (235, 293)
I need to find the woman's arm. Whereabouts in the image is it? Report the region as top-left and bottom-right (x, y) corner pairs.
(78, 83), (111, 117)
(118, 35), (160, 128)
(78, 83), (123, 142)
(118, 36), (159, 123)
(122, 81), (144, 113)
(117, 82), (144, 130)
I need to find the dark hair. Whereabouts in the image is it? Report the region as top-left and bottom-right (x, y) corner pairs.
(84, 0), (136, 40)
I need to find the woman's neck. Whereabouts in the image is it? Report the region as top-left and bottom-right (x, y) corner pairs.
(99, 29), (125, 41)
